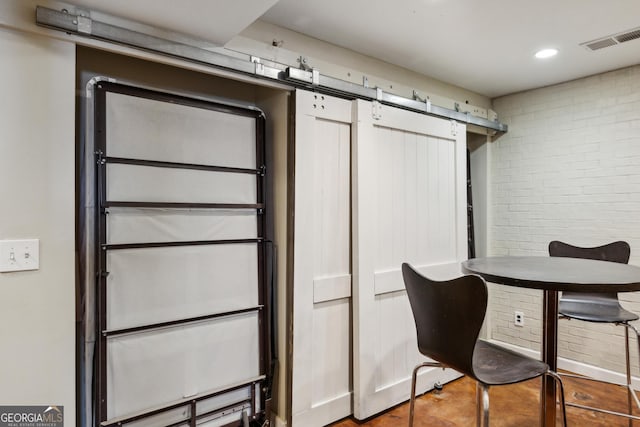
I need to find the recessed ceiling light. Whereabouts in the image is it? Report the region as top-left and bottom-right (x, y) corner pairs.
(535, 48), (558, 59)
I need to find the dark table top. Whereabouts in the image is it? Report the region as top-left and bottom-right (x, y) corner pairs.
(461, 256), (640, 292)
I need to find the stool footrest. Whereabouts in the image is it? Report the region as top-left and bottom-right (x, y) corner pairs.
(566, 401), (640, 421)
(559, 373), (640, 420)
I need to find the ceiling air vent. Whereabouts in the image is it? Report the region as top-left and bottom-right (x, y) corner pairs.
(581, 26), (640, 51)
(615, 28), (640, 43)
(584, 38), (617, 51)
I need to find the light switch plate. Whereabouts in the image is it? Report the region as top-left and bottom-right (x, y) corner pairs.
(0, 239), (39, 272)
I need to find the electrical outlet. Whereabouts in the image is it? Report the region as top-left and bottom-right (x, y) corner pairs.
(514, 311), (524, 327)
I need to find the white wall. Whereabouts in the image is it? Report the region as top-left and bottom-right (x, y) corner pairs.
(255, 88), (290, 426)
(236, 20), (492, 112)
(489, 65), (640, 375)
(0, 28), (76, 425)
(469, 135), (490, 258)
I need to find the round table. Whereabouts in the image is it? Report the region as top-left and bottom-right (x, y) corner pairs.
(462, 256), (640, 427)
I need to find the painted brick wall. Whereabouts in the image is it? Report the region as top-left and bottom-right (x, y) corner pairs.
(489, 65), (640, 375)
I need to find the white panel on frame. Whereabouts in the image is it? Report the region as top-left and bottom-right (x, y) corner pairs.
(352, 100), (467, 419)
(106, 164), (256, 204)
(106, 92), (257, 169)
(107, 313), (259, 419)
(291, 90), (353, 427)
(106, 208), (257, 245)
(106, 243), (259, 330)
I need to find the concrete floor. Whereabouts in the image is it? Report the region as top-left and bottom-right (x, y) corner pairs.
(330, 374), (640, 426)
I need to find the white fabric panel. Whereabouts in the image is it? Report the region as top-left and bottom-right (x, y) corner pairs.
(106, 92), (256, 169)
(107, 208), (257, 244)
(107, 313), (260, 419)
(106, 164), (256, 204)
(106, 244), (258, 330)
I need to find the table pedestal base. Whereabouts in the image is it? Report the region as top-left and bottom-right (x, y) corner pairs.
(541, 290), (559, 427)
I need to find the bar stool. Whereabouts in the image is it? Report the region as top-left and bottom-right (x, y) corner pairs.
(549, 240), (640, 423)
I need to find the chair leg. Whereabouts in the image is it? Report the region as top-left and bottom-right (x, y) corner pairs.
(476, 382), (489, 427)
(625, 325), (633, 427)
(556, 322), (640, 422)
(409, 362), (442, 427)
(622, 322), (640, 427)
(545, 370), (567, 427)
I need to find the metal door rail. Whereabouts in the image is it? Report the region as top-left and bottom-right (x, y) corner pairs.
(35, 5), (507, 133)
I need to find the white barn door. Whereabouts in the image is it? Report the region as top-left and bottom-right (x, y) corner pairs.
(291, 90), (353, 426)
(352, 99), (468, 419)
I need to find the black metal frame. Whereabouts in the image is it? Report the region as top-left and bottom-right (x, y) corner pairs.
(466, 148), (475, 259)
(93, 81), (269, 427)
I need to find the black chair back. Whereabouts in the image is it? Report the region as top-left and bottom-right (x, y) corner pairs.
(548, 240), (630, 264)
(402, 262), (487, 379)
(549, 240), (630, 302)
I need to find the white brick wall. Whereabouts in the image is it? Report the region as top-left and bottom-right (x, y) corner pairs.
(489, 65), (640, 374)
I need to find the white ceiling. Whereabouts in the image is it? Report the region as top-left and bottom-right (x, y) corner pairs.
(67, 0), (640, 98)
(260, 0), (640, 97)
(67, 0), (279, 46)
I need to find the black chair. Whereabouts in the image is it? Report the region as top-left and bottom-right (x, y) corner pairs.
(402, 263), (567, 427)
(549, 240), (640, 421)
